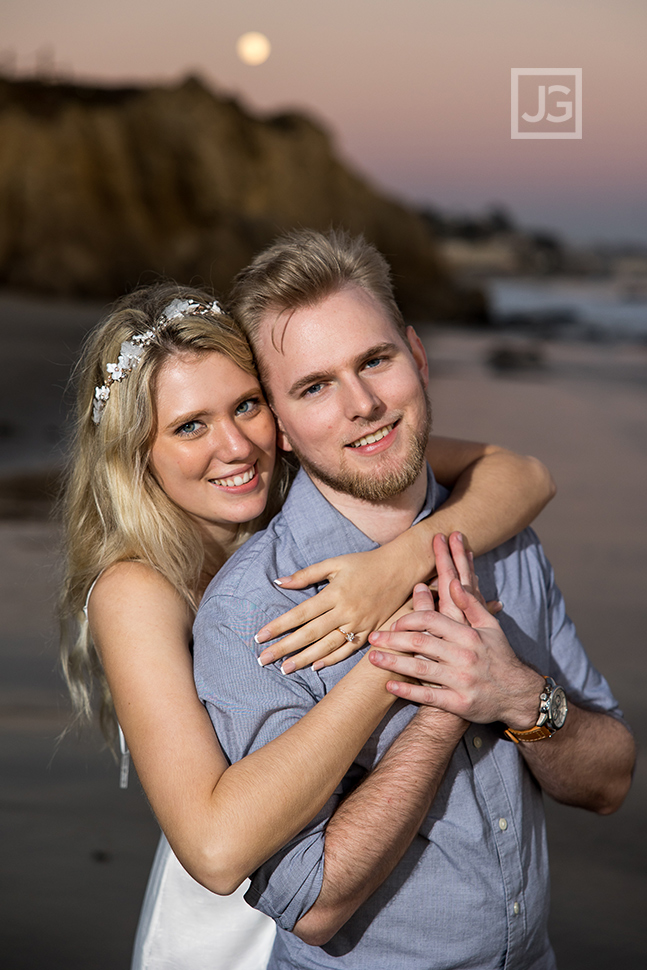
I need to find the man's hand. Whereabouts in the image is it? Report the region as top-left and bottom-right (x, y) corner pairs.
(368, 533), (544, 730)
(368, 532), (635, 816)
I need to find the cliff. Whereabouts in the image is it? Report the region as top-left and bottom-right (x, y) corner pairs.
(0, 75), (486, 321)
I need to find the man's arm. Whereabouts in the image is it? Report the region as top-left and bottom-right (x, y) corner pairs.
(513, 700), (634, 814)
(194, 587), (466, 934)
(294, 703), (467, 946)
(369, 533), (635, 816)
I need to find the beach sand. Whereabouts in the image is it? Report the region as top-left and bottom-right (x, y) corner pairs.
(1, 302), (645, 968)
(424, 328), (647, 969)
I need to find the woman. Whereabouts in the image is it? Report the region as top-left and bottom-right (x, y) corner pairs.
(59, 284), (554, 969)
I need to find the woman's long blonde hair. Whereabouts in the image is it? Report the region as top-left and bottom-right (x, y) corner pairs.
(59, 282), (290, 742)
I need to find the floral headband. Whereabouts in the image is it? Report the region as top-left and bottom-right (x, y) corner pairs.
(92, 297), (223, 425)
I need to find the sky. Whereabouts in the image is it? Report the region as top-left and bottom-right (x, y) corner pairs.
(3, 0), (646, 245)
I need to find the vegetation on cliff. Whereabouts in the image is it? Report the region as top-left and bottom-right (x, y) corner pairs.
(0, 75), (485, 320)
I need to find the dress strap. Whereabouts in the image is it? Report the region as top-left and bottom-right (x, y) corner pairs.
(118, 723), (131, 790)
(83, 571), (105, 618)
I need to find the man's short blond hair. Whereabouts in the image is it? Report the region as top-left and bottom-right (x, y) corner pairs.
(229, 229), (407, 362)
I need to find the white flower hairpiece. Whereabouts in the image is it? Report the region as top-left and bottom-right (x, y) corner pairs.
(92, 298), (223, 425)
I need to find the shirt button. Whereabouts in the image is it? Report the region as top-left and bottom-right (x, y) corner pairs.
(513, 901), (521, 916)
(498, 817), (508, 831)
(473, 736), (483, 749)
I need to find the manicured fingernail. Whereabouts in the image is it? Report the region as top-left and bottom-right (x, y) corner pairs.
(254, 632), (268, 644)
(273, 578), (283, 586)
(258, 650), (274, 666)
(312, 660), (324, 671)
(281, 660), (296, 675)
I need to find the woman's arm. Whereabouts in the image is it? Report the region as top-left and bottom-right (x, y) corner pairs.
(420, 434), (555, 555)
(254, 437), (555, 668)
(88, 561), (399, 896)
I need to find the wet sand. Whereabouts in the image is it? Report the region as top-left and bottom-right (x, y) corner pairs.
(1, 301), (645, 968)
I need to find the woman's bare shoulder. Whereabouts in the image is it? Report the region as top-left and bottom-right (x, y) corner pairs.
(89, 561), (190, 629)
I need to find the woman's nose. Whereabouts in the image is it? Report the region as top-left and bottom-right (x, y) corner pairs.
(212, 422), (255, 463)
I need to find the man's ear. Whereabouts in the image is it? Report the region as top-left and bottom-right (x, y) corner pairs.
(273, 413), (293, 453)
(406, 326), (429, 389)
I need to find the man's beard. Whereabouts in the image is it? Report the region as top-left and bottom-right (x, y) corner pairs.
(287, 394), (432, 502)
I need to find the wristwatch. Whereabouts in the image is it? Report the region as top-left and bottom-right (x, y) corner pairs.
(504, 677), (568, 743)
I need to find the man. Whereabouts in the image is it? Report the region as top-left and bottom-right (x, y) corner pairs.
(193, 230), (634, 969)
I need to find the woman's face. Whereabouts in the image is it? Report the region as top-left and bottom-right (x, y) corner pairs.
(149, 351), (276, 542)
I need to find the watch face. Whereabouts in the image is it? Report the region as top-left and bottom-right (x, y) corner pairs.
(549, 687), (568, 729)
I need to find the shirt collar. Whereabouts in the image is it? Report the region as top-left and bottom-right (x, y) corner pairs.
(281, 464), (444, 563)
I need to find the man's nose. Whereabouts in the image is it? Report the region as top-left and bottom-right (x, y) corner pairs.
(342, 376), (383, 421)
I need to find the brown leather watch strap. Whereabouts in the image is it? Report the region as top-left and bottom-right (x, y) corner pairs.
(503, 724), (553, 744)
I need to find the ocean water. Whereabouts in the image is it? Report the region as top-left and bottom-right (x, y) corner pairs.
(487, 277), (647, 339)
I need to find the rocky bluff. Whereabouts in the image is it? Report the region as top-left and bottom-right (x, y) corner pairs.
(0, 75), (485, 320)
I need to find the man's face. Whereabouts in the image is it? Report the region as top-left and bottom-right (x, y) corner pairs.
(255, 285), (431, 502)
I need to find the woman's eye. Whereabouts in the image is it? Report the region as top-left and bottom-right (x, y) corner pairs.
(235, 397), (260, 416)
(176, 420), (202, 437)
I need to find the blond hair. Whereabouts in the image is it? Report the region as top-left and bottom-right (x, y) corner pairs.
(230, 228), (407, 375)
(59, 283), (288, 743)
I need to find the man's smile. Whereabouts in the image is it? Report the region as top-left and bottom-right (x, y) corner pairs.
(347, 421), (397, 449)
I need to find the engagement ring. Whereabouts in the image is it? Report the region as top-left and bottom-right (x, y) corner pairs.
(338, 628), (357, 643)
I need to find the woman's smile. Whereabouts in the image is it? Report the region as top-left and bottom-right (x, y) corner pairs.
(209, 462), (260, 490)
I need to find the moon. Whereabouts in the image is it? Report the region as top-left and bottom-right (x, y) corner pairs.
(236, 32), (271, 66)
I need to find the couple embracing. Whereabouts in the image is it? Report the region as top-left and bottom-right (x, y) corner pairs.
(61, 229), (634, 970)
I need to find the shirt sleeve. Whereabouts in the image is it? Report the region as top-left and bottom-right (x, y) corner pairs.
(539, 544), (627, 723)
(192, 591), (344, 930)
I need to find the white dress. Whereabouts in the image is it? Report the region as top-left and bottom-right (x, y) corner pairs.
(131, 832), (276, 970)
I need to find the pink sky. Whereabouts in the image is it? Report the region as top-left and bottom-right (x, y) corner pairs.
(3, 0), (646, 244)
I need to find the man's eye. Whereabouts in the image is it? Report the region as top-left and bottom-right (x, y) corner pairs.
(235, 397), (260, 416)
(364, 356), (386, 370)
(303, 383), (324, 397)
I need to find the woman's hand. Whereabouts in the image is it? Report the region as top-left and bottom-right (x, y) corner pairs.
(255, 542), (423, 673)
(255, 535), (503, 674)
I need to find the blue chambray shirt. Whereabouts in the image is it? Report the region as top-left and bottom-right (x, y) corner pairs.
(193, 467), (623, 970)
